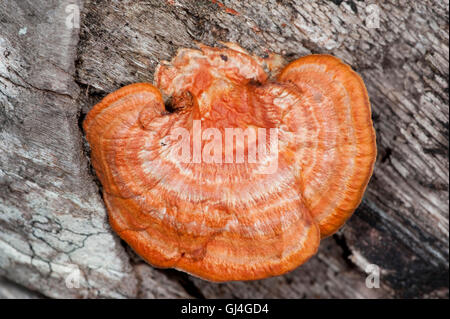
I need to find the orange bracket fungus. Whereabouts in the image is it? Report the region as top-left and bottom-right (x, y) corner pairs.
(83, 43), (376, 281)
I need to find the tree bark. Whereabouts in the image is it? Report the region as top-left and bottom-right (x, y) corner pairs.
(0, 0), (448, 298)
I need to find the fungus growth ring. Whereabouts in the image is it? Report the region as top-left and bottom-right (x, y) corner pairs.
(83, 42), (376, 281)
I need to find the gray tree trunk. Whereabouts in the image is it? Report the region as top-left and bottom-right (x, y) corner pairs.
(0, 0), (448, 298)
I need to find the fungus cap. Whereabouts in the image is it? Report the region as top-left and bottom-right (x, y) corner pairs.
(83, 43), (376, 281)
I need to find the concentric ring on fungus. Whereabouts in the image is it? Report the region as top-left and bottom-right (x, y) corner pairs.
(83, 43), (377, 282)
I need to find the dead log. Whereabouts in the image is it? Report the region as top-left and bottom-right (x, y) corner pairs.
(0, 0), (448, 298)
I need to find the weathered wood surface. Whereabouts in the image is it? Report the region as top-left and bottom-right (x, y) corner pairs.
(0, 0), (448, 298)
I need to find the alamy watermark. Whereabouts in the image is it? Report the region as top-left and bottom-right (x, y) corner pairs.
(65, 265), (81, 289)
(167, 120), (279, 174)
(365, 4), (380, 29)
(65, 4), (80, 29)
(365, 264), (381, 289)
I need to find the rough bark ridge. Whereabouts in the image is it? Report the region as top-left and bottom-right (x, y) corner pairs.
(0, 0), (448, 298)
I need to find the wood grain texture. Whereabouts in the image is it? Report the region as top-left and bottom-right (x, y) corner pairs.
(1, 0), (448, 298)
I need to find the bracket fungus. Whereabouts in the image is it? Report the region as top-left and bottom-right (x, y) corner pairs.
(83, 43), (376, 282)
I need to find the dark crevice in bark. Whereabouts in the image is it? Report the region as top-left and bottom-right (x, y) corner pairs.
(159, 269), (206, 299)
(73, 80), (106, 195)
(332, 233), (358, 270)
